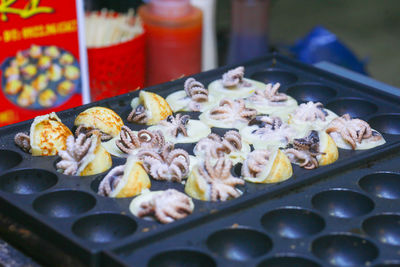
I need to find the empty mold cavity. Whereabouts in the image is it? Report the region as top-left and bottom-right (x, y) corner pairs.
(0, 150), (22, 173)
(257, 255), (321, 267)
(363, 214), (400, 246)
(359, 172), (400, 200)
(261, 207), (325, 239)
(251, 69), (298, 86)
(285, 83), (337, 103)
(0, 169), (57, 195)
(33, 190), (96, 218)
(326, 98), (378, 118)
(369, 114), (400, 135)
(312, 189), (374, 218)
(312, 234), (378, 267)
(72, 213), (137, 243)
(148, 250), (216, 267)
(206, 228), (272, 261)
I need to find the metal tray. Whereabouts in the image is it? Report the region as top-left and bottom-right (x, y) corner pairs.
(0, 53), (399, 267)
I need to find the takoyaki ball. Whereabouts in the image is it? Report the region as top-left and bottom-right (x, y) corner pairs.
(5, 64), (19, 80)
(14, 112), (72, 156)
(44, 46), (60, 59)
(59, 53), (74, 65)
(74, 107), (124, 140)
(38, 89), (57, 108)
(29, 45), (42, 59)
(21, 64), (37, 79)
(57, 80), (75, 96)
(47, 64), (62, 81)
(64, 65), (80, 80)
(38, 56), (52, 70)
(15, 52), (28, 67)
(17, 84), (36, 107)
(32, 74), (49, 91)
(5, 80), (23, 95)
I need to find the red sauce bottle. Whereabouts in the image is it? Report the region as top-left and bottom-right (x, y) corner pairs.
(139, 0), (202, 86)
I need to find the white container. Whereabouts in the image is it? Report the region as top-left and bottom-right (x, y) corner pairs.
(191, 0), (217, 71)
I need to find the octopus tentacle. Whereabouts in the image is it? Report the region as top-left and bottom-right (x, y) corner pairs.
(209, 98), (256, 122)
(136, 189), (193, 224)
(140, 143), (190, 182)
(128, 104), (148, 124)
(56, 133), (98, 175)
(326, 114), (380, 150)
(222, 66), (250, 87)
(242, 150), (270, 177)
(98, 165), (125, 196)
(14, 132), (31, 153)
(198, 158), (243, 201)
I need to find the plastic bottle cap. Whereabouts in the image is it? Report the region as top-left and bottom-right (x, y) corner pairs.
(149, 0), (191, 17)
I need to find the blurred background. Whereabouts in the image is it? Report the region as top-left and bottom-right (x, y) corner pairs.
(84, 0), (400, 100)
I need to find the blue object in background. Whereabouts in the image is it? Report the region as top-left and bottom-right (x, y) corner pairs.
(291, 26), (368, 75)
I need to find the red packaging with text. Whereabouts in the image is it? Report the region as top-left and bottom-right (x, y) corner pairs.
(0, 0), (89, 127)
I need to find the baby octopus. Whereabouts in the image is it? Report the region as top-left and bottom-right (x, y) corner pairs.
(139, 142), (190, 182)
(294, 102), (328, 122)
(285, 130), (323, 170)
(249, 115), (283, 130)
(56, 133), (97, 175)
(127, 104), (147, 124)
(252, 82), (288, 102)
(14, 132), (31, 153)
(326, 114), (382, 149)
(198, 158), (244, 201)
(160, 114), (190, 137)
(222, 66), (251, 88)
(98, 165), (125, 197)
(116, 126), (165, 154)
(209, 99), (257, 121)
(242, 149), (271, 178)
(75, 124), (113, 141)
(137, 189), (193, 224)
(195, 130), (242, 158)
(184, 78), (208, 111)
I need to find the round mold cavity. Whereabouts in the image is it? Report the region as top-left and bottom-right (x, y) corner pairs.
(0, 150), (22, 173)
(285, 83), (337, 103)
(33, 190), (96, 218)
(210, 127), (238, 137)
(148, 250), (216, 267)
(312, 234), (379, 267)
(250, 69), (298, 86)
(369, 114), (400, 135)
(261, 207), (325, 239)
(206, 228), (272, 261)
(72, 213), (137, 243)
(326, 98), (378, 118)
(174, 143), (195, 155)
(257, 255), (321, 267)
(0, 169), (57, 195)
(363, 214), (400, 246)
(312, 189), (374, 218)
(359, 172), (400, 200)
